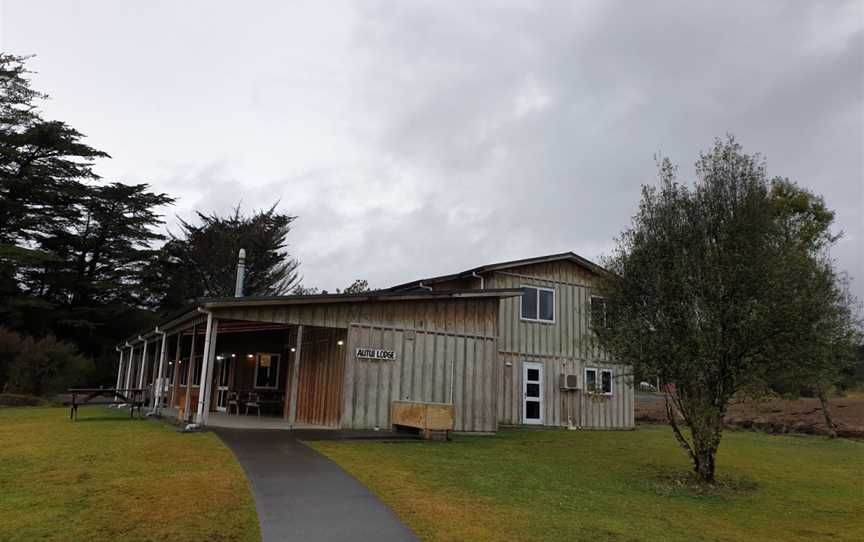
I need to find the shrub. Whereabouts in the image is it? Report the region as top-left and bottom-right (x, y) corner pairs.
(1, 328), (93, 396)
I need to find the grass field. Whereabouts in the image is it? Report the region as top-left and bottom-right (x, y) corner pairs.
(0, 407), (259, 542)
(310, 426), (864, 542)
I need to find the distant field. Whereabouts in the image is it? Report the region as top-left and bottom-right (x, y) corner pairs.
(0, 407), (259, 542)
(636, 391), (864, 438)
(311, 426), (864, 542)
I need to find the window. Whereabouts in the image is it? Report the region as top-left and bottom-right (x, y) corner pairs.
(191, 355), (203, 387)
(585, 368), (597, 392)
(585, 367), (613, 395)
(590, 296), (607, 329)
(601, 369), (613, 395)
(179, 359), (188, 386)
(521, 286), (555, 322)
(254, 353), (281, 389)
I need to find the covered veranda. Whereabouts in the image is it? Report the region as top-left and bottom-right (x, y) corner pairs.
(116, 289), (513, 433)
(118, 310), (348, 430)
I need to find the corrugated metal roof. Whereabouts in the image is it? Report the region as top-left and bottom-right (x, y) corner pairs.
(118, 288), (522, 346)
(386, 251), (607, 291)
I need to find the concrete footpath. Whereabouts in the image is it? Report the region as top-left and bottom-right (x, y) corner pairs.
(214, 428), (419, 542)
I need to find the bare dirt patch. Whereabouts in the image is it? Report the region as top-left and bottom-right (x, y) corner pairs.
(636, 392), (864, 438)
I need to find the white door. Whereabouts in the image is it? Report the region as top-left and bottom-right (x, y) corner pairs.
(523, 361), (543, 425)
(215, 357), (231, 412)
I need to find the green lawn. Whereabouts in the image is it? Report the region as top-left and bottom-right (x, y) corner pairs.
(0, 407), (259, 542)
(310, 426), (864, 542)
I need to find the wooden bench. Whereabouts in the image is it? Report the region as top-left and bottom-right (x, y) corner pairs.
(67, 388), (146, 421)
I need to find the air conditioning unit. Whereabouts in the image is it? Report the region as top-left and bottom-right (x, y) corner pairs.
(559, 373), (579, 390)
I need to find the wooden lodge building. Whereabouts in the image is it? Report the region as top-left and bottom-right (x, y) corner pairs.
(116, 253), (634, 433)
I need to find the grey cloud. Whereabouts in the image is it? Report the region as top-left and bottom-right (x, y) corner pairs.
(3, 0), (861, 298)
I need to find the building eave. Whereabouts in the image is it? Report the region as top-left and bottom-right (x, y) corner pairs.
(117, 288), (521, 348)
(386, 251), (609, 291)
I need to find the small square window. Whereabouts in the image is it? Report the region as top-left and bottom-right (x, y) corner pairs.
(527, 368), (540, 381)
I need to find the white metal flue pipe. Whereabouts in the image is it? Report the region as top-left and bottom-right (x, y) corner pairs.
(234, 248), (246, 298)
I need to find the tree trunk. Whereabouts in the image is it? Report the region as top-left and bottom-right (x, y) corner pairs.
(691, 434), (718, 483)
(817, 389), (838, 439)
(665, 394), (722, 484)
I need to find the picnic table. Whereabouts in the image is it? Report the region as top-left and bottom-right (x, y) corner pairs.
(67, 388), (146, 421)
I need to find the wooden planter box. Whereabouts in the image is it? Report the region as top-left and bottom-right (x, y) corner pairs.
(391, 400), (454, 439)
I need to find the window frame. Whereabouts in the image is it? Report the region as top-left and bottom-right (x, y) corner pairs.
(585, 367), (613, 396)
(584, 367), (598, 393)
(600, 368), (613, 396)
(520, 285), (556, 324)
(253, 352), (282, 390)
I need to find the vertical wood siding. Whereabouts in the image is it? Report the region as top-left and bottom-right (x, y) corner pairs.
(496, 353), (634, 429)
(215, 298), (500, 432)
(487, 260), (634, 429)
(292, 327), (347, 427)
(215, 298), (499, 337)
(342, 324), (498, 432)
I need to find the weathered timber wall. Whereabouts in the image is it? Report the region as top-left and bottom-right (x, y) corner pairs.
(290, 327), (347, 427)
(486, 261), (610, 362)
(497, 353), (634, 429)
(343, 323), (497, 432)
(213, 298), (499, 336)
(487, 261), (633, 429)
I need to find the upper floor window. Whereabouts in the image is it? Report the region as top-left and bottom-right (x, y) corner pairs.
(521, 286), (555, 322)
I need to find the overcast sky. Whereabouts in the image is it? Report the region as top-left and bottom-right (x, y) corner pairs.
(2, 1), (862, 298)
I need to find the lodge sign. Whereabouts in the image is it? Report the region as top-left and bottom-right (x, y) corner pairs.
(355, 348), (397, 361)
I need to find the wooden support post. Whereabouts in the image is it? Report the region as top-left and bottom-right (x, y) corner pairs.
(287, 325), (304, 428)
(283, 330), (294, 421)
(137, 339), (149, 390)
(181, 324), (197, 423)
(170, 332), (182, 407)
(196, 315), (218, 426)
(124, 344), (135, 391)
(114, 348), (125, 396)
(152, 331), (168, 412)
